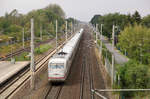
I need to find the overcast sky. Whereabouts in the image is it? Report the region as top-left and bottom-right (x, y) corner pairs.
(0, 0), (150, 22)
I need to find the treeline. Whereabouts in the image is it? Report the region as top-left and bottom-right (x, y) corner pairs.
(0, 4), (75, 42)
(90, 11), (150, 38)
(90, 11), (150, 64)
(91, 11), (150, 98)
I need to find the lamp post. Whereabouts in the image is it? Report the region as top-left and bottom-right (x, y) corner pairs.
(100, 24), (103, 55)
(111, 24), (117, 86)
(22, 28), (25, 49)
(56, 20), (58, 50)
(65, 21), (68, 41)
(8, 37), (13, 58)
(73, 19), (75, 33)
(71, 21), (73, 34)
(96, 24), (98, 44)
(30, 18), (35, 90)
(111, 25), (118, 86)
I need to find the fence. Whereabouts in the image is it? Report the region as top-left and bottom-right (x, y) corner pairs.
(96, 42), (117, 83)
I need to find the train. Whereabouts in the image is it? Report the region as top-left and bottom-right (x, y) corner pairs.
(48, 28), (84, 82)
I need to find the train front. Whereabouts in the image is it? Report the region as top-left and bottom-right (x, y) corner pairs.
(48, 58), (66, 82)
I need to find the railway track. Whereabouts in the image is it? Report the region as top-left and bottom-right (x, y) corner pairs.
(0, 34), (65, 61)
(44, 31), (84, 99)
(79, 55), (86, 99)
(0, 43), (54, 93)
(79, 30), (95, 99)
(0, 38), (52, 61)
(0, 34), (73, 99)
(0, 45), (56, 98)
(45, 85), (63, 99)
(87, 47), (95, 99)
(48, 26), (109, 99)
(78, 26), (108, 99)
(0, 27), (109, 99)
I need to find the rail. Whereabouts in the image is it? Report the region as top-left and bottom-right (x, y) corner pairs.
(0, 33), (74, 98)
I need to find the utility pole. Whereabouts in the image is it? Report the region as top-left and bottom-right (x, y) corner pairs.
(65, 21), (68, 41)
(40, 26), (42, 41)
(112, 25), (115, 50)
(112, 54), (114, 86)
(100, 24), (103, 55)
(71, 21), (73, 34)
(30, 18), (35, 90)
(111, 25), (115, 86)
(73, 19), (75, 33)
(56, 20), (58, 49)
(96, 24), (98, 44)
(22, 28), (25, 49)
(8, 37), (14, 63)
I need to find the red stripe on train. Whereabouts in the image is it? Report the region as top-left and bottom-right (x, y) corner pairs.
(48, 77), (65, 79)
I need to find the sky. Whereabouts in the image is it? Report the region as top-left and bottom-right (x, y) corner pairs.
(0, 0), (150, 22)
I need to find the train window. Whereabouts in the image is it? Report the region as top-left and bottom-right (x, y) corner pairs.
(50, 63), (64, 69)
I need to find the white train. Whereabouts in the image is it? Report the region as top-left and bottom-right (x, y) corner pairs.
(48, 28), (84, 82)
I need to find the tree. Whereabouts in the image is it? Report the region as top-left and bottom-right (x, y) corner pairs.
(90, 15), (101, 25)
(132, 11), (141, 24)
(90, 13), (128, 39)
(117, 24), (150, 64)
(45, 4), (65, 18)
(0, 3), (67, 44)
(142, 15), (150, 28)
(117, 60), (150, 97)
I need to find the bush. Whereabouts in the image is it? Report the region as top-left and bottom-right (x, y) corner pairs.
(35, 44), (51, 54)
(11, 52), (30, 61)
(117, 24), (150, 65)
(117, 60), (150, 97)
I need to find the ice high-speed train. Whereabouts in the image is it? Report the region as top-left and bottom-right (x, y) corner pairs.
(48, 28), (84, 82)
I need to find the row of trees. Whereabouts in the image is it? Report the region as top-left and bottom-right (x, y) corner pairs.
(90, 11), (150, 39)
(91, 11), (150, 97)
(117, 25), (150, 97)
(0, 4), (76, 43)
(118, 24), (150, 64)
(90, 11), (150, 65)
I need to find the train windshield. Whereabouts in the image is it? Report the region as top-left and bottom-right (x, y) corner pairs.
(50, 63), (64, 69)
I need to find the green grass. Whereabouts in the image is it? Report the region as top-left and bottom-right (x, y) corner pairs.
(97, 39), (101, 46)
(7, 44), (52, 61)
(35, 44), (52, 55)
(0, 41), (30, 57)
(8, 52), (30, 61)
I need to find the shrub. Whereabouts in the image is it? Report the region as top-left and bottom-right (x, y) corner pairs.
(117, 60), (150, 97)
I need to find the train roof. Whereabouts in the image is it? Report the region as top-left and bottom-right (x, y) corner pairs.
(49, 57), (65, 64)
(49, 28), (83, 63)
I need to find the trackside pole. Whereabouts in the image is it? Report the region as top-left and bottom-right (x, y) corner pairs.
(100, 24), (103, 55)
(71, 21), (73, 34)
(111, 25), (115, 86)
(40, 26), (42, 40)
(74, 19), (75, 33)
(30, 18), (35, 90)
(22, 28), (25, 49)
(96, 24), (98, 44)
(65, 21), (68, 41)
(56, 20), (58, 50)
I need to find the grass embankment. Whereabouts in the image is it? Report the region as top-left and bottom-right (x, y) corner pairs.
(0, 41), (30, 57)
(9, 44), (52, 61)
(97, 39), (112, 63)
(35, 44), (52, 54)
(0, 37), (52, 57)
